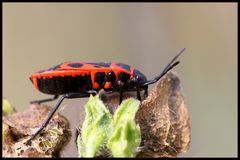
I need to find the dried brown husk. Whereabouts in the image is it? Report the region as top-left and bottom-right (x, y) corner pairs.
(3, 104), (71, 157)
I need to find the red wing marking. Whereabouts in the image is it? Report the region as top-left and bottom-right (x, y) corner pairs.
(31, 70), (91, 79)
(58, 62), (111, 71)
(33, 78), (39, 90)
(110, 62), (132, 80)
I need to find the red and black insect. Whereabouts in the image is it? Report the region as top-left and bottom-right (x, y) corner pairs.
(25, 48), (185, 145)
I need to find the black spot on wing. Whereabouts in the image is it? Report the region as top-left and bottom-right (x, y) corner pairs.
(36, 69), (47, 73)
(92, 65), (101, 68)
(48, 64), (62, 70)
(116, 63), (131, 71)
(87, 62), (111, 68)
(67, 63), (84, 68)
(37, 63), (63, 73)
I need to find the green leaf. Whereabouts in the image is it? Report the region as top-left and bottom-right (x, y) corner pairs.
(77, 95), (113, 157)
(107, 98), (141, 157)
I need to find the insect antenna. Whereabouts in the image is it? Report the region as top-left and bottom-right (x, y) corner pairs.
(142, 48), (185, 87)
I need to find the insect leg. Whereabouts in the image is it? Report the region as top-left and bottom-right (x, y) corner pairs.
(24, 92), (94, 146)
(136, 81), (141, 101)
(128, 77), (142, 101)
(119, 88), (123, 105)
(117, 80), (124, 104)
(144, 86), (148, 98)
(30, 95), (59, 104)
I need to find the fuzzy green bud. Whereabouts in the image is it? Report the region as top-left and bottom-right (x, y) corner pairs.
(78, 95), (113, 157)
(107, 98), (141, 157)
(3, 97), (14, 116)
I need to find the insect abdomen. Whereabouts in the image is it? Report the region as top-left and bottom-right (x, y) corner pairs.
(33, 75), (92, 95)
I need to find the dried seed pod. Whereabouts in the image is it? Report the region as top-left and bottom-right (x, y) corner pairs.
(2, 104), (71, 157)
(2, 122), (14, 145)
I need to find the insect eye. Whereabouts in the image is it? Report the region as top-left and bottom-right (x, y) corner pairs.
(107, 72), (116, 82)
(119, 72), (130, 82)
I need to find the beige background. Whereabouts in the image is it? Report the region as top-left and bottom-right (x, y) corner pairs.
(3, 3), (237, 157)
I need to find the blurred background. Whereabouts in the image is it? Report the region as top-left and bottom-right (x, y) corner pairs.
(3, 3), (237, 157)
